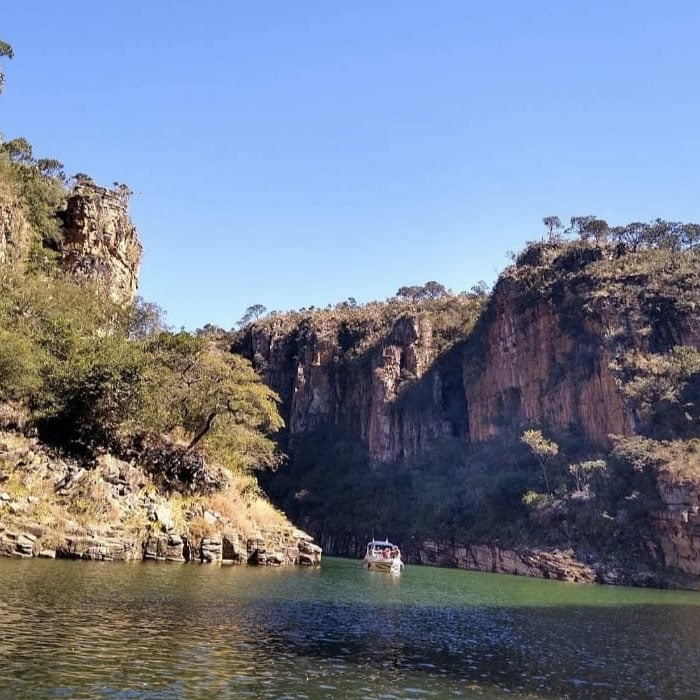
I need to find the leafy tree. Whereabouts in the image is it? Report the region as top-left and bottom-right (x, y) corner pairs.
(423, 281), (447, 299)
(396, 285), (422, 301)
(237, 304), (267, 327)
(2, 137), (33, 163)
(569, 459), (607, 492)
(543, 215), (563, 241)
(569, 216), (608, 244)
(0, 328), (44, 401)
(37, 333), (146, 451)
(521, 429), (559, 494)
(140, 332), (283, 472)
(35, 158), (65, 181)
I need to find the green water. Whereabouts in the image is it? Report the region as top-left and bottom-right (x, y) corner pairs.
(0, 557), (698, 699)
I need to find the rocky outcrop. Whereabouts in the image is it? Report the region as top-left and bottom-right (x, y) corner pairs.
(418, 539), (598, 582)
(465, 279), (633, 449)
(243, 314), (456, 462)
(0, 192), (32, 266)
(60, 184), (142, 305)
(417, 539), (673, 587)
(651, 472), (700, 577)
(0, 430), (321, 567)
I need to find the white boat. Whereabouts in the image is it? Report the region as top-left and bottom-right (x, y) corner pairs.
(363, 539), (404, 574)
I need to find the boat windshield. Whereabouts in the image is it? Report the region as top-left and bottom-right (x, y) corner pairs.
(366, 541), (401, 557)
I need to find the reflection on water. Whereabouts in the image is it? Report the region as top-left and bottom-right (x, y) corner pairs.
(0, 557), (698, 699)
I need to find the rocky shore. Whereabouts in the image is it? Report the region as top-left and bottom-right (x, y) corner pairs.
(0, 429), (321, 567)
(417, 538), (697, 590)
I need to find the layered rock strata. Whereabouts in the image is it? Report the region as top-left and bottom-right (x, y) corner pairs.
(60, 184), (142, 305)
(0, 431), (321, 567)
(0, 194), (32, 266)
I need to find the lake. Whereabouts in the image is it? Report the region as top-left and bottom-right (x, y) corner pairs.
(0, 556), (698, 699)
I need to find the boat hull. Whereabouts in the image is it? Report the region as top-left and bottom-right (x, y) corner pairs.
(363, 556), (404, 574)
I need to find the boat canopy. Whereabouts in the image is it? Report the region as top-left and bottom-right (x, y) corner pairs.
(367, 540), (395, 548)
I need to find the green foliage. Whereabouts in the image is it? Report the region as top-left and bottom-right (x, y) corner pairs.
(616, 346), (700, 439)
(139, 332), (284, 472)
(568, 459), (607, 492)
(0, 141), (66, 252)
(37, 333), (146, 450)
(521, 429), (559, 493)
(0, 266), (285, 475)
(0, 328), (44, 401)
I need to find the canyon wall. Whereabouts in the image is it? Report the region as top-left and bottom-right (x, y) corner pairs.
(237, 241), (700, 587)
(243, 313), (461, 463)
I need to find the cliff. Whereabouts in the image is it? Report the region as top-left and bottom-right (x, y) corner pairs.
(236, 237), (700, 588)
(0, 192), (32, 266)
(60, 184), (143, 305)
(0, 172), (142, 304)
(0, 155), (320, 569)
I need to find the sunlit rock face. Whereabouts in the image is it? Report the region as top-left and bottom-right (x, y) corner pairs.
(60, 184), (142, 305)
(0, 193), (32, 267)
(652, 473), (700, 577)
(242, 314), (457, 463)
(464, 279), (633, 449)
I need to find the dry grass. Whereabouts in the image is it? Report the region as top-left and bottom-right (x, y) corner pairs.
(654, 439), (700, 482)
(204, 474), (287, 537)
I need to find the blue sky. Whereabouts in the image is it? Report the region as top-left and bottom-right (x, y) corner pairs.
(2, 2), (699, 329)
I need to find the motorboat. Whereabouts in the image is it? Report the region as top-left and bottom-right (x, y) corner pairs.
(363, 539), (404, 574)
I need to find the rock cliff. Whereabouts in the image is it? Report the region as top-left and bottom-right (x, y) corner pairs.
(0, 177), (142, 304)
(60, 184), (142, 305)
(0, 193), (32, 266)
(464, 278), (633, 448)
(236, 239), (700, 588)
(240, 312), (466, 464)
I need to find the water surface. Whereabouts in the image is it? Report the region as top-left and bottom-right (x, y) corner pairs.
(0, 557), (698, 698)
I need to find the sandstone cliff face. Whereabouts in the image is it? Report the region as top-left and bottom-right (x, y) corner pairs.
(239, 242), (700, 587)
(60, 185), (142, 305)
(0, 192), (32, 267)
(652, 471), (700, 578)
(465, 279), (633, 448)
(244, 314), (454, 462)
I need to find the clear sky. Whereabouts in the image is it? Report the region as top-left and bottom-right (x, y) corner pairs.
(2, 2), (699, 330)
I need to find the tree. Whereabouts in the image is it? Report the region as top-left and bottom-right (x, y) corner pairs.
(610, 221), (649, 251)
(396, 285), (422, 301)
(237, 304), (267, 327)
(2, 137), (33, 164)
(36, 158), (65, 180)
(569, 459), (607, 492)
(423, 281), (447, 299)
(543, 216), (563, 241)
(521, 429), (559, 494)
(470, 280), (489, 297)
(140, 332), (284, 472)
(0, 39), (13, 94)
(568, 216), (608, 244)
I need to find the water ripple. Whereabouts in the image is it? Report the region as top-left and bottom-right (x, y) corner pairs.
(0, 558), (699, 699)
